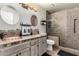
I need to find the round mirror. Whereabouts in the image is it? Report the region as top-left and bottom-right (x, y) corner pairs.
(0, 5), (19, 25)
(31, 15), (38, 26)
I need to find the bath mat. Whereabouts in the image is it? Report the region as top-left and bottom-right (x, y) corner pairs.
(58, 50), (77, 56)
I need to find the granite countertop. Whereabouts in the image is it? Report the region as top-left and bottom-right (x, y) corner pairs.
(0, 33), (47, 45)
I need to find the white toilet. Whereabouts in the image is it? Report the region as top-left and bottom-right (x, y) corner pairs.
(47, 39), (55, 51)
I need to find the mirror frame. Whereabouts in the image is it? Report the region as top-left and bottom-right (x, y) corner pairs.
(31, 15), (38, 26)
(0, 5), (19, 25)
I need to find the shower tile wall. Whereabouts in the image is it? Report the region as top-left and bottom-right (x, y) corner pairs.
(67, 7), (79, 50)
(47, 7), (79, 50)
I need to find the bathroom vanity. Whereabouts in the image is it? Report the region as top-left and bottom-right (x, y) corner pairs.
(0, 33), (47, 56)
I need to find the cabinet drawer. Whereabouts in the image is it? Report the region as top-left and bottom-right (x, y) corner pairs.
(31, 39), (38, 46)
(39, 38), (42, 43)
(42, 37), (47, 41)
(39, 37), (46, 43)
(31, 45), (38, 56)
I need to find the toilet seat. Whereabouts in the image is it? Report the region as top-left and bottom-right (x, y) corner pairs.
(47, 39), (55, 45)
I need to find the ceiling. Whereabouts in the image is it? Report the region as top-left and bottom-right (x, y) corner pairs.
(30, 3), (79, 13)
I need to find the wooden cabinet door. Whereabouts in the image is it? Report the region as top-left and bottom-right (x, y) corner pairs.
(38, 37), (47, 56)
(31, 44), (38, 56)
(20, 48), (30, 56)
(38, 42), (43, 56)
(42, 40), (47, 53)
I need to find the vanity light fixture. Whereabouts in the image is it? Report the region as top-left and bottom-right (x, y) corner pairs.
(27, 3), (38, 12)
(19, 3), (37, 12)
